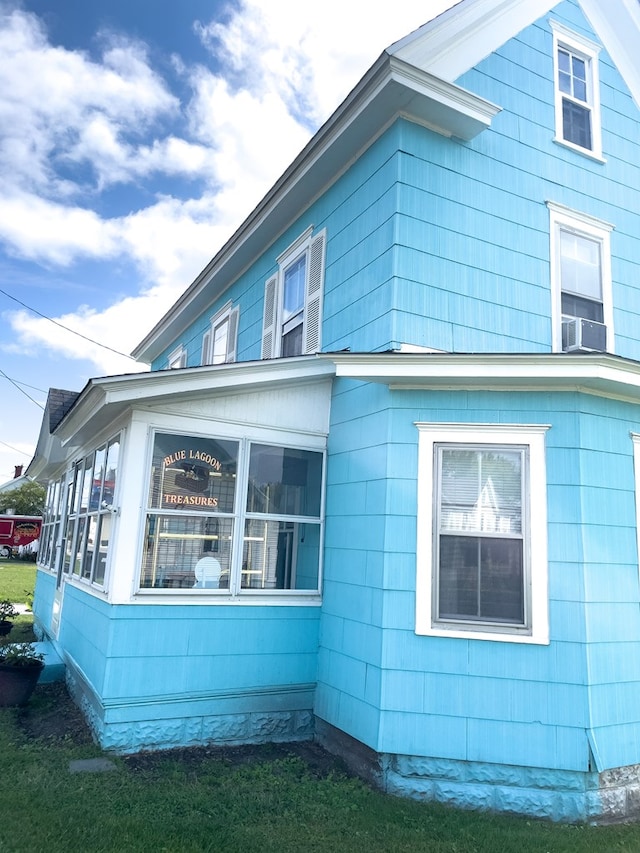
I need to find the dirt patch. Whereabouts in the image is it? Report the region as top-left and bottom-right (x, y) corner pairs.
(122, 739), (351, 780)
(17, 682), (352, 780)
(17, 681), (95, 745)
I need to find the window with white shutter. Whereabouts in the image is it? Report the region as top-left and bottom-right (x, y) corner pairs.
(201, 302), (240, 365)
(261, 227), (326, 359)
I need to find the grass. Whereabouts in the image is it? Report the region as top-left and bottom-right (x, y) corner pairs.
(1, 561), (640, 850)
(2, 688), (640, 853)
(0, 558), (36, 606)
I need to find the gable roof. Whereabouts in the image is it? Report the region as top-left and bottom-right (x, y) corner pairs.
(389, 0), (640, 106)
(132, 0), (640, 366)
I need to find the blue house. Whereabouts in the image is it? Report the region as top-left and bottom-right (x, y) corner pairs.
(27, 0), (640, 823)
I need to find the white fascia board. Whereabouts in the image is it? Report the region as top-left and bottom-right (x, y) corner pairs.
(392, 0), (640, 109)
(579, 0), (640, 111)
(132, 55), (499, 366)
(332, 353), (640, 400)
(54, 357), (336, 443)
(390, 0), (552, 81)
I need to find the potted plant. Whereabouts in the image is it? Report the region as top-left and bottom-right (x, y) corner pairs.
(0, 642), (44, 706)
(0, 600), (17, 637)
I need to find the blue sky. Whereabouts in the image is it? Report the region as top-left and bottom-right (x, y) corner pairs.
(0, 0), (454, 484)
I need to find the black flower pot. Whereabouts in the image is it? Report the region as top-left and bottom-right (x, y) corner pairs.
(0, 621), (12, 637)
(0, 662), (44, 706)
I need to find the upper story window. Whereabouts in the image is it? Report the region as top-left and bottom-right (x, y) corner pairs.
(201, 302), (239, 366)
(547, 202), (613, 353)
(261, 226), (326, 359)
(416, 424), (549, 645)
(167, 345), (187, 369)
(551, 21), (602, 159)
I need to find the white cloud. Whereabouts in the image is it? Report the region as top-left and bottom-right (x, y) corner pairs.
(1, 0), (457, 376)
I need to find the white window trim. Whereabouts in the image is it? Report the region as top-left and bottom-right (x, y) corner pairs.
(550, 20), (603, 160)
(201, 301), (239, 366)
(633, 433), (640, 588)
(261, 226), (326, 359)
(168, 345), (187, 369)
(135, 428), (325, 601)
(547, 201), (614, 354)
(416, 423), (550, 645)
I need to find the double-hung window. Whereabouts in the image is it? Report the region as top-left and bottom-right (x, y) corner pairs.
(416, 424), (549, 644)
(261, 226), (326, 359)
(551, 21), (602, 158)
(201, 302), (239, 366)
(547, 202), (613, 353)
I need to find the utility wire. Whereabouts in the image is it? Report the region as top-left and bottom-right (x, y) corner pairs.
(0, 367), (44, 409)
(0, 286), (140, 361)
(0, 437), (32, 459)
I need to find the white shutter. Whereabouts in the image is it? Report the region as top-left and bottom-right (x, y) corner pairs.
(226, 306), (239, 363)
(303, 230), (326, 354)
(201, 330), (211, 365)
(261, 275), (278, 359)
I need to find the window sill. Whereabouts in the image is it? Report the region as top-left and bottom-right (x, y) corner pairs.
(132, 590), (322, 606)
(553, 137), (605, 164)
(416, 624), (549, 645)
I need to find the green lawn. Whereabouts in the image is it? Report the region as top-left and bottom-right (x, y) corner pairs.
(1, 561), (640, 850)
(1, 684), (640, 853)
(0, 558), (36, 605)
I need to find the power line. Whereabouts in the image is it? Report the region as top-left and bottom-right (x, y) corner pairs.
(0, 286), (140, 361)
(0, 367), (44, 410)
(0, 437), (32, 459)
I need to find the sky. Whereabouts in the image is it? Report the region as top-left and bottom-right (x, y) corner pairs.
(0, 0), (457, 485)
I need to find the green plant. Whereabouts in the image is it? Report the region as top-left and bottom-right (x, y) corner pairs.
(0, 601), (17, 622)
(0, 641), (43, 667)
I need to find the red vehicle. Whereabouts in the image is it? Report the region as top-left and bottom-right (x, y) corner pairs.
(0, 515), (42, 559)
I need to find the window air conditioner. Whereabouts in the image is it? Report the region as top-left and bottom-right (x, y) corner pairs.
(562, 316), (606, 353)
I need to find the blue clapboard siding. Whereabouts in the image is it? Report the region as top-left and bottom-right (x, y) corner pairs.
(318, 378), (640, 770)
(33, 569), (56, 634)
(151, 1), (640, 373)
(145, 0), (640, 775)
(53, 581), (319, 709)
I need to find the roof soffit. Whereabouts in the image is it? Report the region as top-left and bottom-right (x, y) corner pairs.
(331, 352), (640, 402)
(54, 357), (337, 447)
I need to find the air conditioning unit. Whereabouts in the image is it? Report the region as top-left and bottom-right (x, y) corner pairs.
(562, 316), (606, 353)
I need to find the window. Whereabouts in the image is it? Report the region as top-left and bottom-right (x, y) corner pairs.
(139, 431), (324, 596)
(201, 302), (239, 366)
(168, 346), (187, 369)
(58, 435), (120, 587)
(547, 202), (613, 353)
(416, 424), (549, 644)
(261, 226), (326, 358)
(39, 479), (65, 572)
(551, 21), (602, 158)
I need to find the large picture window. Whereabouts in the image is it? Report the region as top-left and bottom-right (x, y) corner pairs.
(416, 424), (549, 644)
(140, 432), (324, 596)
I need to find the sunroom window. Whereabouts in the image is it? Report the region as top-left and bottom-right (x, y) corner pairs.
(139, 431), (324, 596)
(58, 435), (120, 587)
